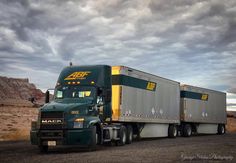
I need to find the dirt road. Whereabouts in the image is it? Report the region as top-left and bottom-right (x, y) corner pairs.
(0, 133), (235, 163)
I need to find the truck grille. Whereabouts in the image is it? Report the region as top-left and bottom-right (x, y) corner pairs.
(40, 111), (64, 129)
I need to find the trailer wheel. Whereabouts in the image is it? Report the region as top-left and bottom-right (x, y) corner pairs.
(117, 125), (127, 146)
(168, 125), (177, 138)
(183, 124), (192, 137)
(218, 124), (225, 135)
(38, 145), (48, 153)
(126, 125), (133, 144)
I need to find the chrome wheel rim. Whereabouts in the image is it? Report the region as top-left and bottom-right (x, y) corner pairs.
(187, 127), (191, 136)
(123, 132), (126, 143)
(174, 128), (177, 137)
(222, 126), (225, 134)
(130, 131), (133, 141)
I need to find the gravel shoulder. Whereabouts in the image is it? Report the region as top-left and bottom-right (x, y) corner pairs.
(0, 133), (236, 163)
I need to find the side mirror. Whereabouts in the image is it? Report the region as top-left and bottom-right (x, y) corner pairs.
(45, 91), (50, 103)
(97, 88), (103, 96)
(97, 88), (111, 103)
(97, 96), (103, 105)
(97, 100), (104, 106)
(45, 89), (55, 104)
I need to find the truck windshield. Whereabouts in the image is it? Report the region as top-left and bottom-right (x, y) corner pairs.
(55, 86), (96, 101)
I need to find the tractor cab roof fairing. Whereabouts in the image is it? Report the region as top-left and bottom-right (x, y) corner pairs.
(56, 65), (111, 88)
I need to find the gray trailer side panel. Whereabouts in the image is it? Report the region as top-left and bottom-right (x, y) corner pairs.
(112, 66), (180, 124)
(180, 85), (226, 124)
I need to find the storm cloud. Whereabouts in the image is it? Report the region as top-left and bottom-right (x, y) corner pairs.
(0, 0), (236, 109)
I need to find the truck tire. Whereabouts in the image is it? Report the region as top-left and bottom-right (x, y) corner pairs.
(117, 125), (127, 146)
(217, 124), (225, 135)
(38, 145), (48, 153)
(126, 125), (133, 144)
(168, 124), (177, 138)
(183, 124), (192, 137)
(95, 124), (102, 145)
(89, 126), (97, 150)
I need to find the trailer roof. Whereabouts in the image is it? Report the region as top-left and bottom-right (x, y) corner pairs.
(113, 65), (180, 85)
(181, 84), (226, 94)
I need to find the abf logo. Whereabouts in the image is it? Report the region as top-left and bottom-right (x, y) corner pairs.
(64, 71), (91, 80)
(201, 94), (208, 101)
(146, 82), (156, 91)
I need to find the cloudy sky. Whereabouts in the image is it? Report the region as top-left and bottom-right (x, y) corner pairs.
(0, 0), (236, 110)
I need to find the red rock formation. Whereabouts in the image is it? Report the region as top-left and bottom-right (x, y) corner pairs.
(0, 76), (44, 106)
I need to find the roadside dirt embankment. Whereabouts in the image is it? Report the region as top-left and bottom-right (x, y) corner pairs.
(0, 106), (38, 141)
(0, 76), (43, 141)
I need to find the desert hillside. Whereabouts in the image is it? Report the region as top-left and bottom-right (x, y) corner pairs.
(0, 76), (44, 106)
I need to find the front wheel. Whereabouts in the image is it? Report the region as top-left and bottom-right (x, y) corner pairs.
(89, 126), (98, 150)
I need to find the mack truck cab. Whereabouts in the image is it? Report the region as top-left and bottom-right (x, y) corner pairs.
(30, 65), (129, 152)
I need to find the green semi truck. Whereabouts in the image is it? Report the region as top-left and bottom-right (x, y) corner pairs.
(30, 65), (226, 152)
(30, 65), (180, 152)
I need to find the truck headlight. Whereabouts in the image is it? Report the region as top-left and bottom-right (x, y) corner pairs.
(73, 118), (84, 128)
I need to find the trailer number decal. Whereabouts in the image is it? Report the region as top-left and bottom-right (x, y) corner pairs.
(64, 71), (91, 80)
(146, 82), (156, 91)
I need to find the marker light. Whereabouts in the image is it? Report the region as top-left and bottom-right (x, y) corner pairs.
(74, 118), (84, 122)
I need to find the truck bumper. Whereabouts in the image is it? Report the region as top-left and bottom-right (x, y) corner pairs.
(30, 128), (95, 147)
